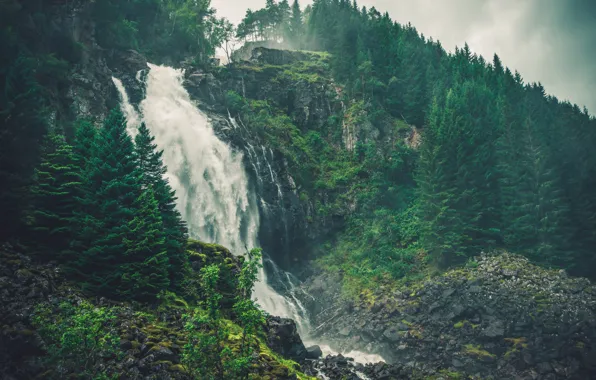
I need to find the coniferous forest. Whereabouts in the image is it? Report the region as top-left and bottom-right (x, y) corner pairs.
(2, 0), (596, 379)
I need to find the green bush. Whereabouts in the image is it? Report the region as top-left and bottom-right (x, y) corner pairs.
(31, 300), (120, 379)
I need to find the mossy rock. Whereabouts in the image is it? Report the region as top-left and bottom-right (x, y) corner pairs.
(169, 364), (185, 372)
(463, 344), (496, 361)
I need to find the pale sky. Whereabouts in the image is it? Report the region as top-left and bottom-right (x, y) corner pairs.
(211, 0), (596, 114)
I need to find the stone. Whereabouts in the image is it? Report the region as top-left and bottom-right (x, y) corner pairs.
(150, 346), (177, 362)
(383, 327), (403, 343)
(339, 326), (353, 336)
(482, 320), (505, 339)
(265, 316), (307, 360)
(305, 345), (323, 359)
(469, 285), (482, 293)
(120, 340), (133, 350)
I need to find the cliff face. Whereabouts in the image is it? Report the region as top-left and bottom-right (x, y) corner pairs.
(39, 1), (151, 132)
(183, 48), (416, 270)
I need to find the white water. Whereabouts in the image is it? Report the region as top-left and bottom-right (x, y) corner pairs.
(112, 64), (385, 369)
(111, 77), (141, 139)
(112, 64), (302, 321)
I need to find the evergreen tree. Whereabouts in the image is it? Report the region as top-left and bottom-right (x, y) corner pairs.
(0, 55), (48, 241)
(417, 95), (468, 266)
(289, 0), (304, 48)
(73, 120), (97, 172)
(72, 110), (169, 300)
(29, 134), (81, 260)
(120, 188), (170, 300)
(135, 123), (188, 291)
(498, 96), (571, 266)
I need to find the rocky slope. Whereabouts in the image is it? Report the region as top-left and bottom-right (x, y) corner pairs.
(298, 252), (596, 379)
(0, 242), (317, 379)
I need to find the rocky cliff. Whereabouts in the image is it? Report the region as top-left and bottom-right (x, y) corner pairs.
(298, 252), (596, 379)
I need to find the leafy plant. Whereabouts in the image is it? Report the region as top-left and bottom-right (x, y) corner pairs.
(31, 301), (120, 379)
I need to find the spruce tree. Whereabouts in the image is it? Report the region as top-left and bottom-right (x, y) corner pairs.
(0, 55), (48, 240)
(29, 134), (81, 260)
(72, 110), (169, 300)
(498, 98), (571, 267)
(134, 123), (188, 291)
(120, 188), (170, 300)
(289, 0), (304, 48)
(73, 119), (97, 172)
(417, 94), (468, 266)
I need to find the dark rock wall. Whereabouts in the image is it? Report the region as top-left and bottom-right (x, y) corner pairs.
(184, 48), (344, 269)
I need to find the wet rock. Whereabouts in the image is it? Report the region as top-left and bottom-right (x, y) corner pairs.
(305, 345), (323, 359)
(265, 316), (307, 360)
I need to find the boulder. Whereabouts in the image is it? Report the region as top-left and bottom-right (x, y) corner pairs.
(305, 345), (323, 359)
(265, 316), (307, 360)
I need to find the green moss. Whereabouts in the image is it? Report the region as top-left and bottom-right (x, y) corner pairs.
(454, 321), (465, 329)
(504, 337), (528, 348)
(169, 364), (185, 372)
(437, 369), (464, 380)
(463, 344), (496, 359)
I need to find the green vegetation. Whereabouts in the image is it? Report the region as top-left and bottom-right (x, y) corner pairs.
(182, 249), (267, 379)
(237, 0), (306, 49)
(0, 0), (231, 243)
(31, 300), (121, 379)
(135, 123), (188, 291)
(71, 110), (171, 300)
(239, 0), (596, 288)
(93, 0), (232, 64)
(29, 134), (82, 258)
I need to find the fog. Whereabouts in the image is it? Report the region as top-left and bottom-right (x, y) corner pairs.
(212, 0), (596, 114)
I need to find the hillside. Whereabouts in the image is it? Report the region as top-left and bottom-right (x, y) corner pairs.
(1, 0), (596, 379)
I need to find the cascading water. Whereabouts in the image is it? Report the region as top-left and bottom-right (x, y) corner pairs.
(111, 77), (141, 139)
(113, 64), (306, 324)
(112, 64), (384, 370)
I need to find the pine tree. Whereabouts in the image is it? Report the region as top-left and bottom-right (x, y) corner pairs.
(120, 188), (170, 301)
(0, 55), (48, 241)
(498, 95), (571, 266)
(135, 123), (188, 291)
(29, 134), (81, 260)
(72, 110), (169, 300)
(73, 119), (97, 172)
(416, 95), (467, 267)
(289, 0), (304, 48)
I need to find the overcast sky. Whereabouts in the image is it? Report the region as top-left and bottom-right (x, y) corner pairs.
(211, 0), (596, 114)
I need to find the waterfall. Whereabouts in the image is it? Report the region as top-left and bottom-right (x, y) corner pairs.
(112, 64), (384, 368)
(111, 77), (141, 139)
(112, 63), (305, 324)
